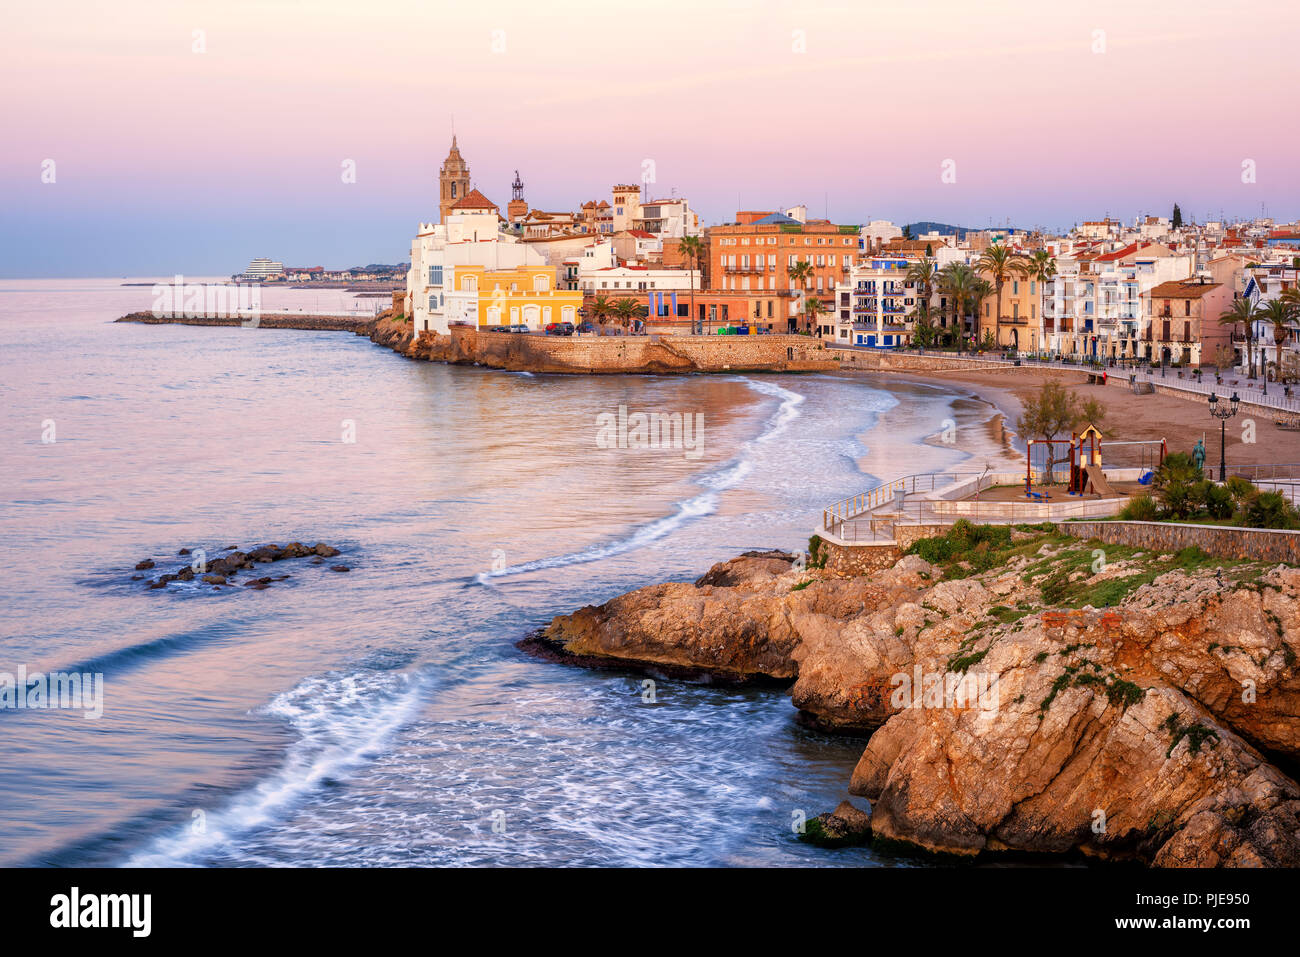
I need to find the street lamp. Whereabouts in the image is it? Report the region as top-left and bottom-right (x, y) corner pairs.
(1208, 391), (1240, 482)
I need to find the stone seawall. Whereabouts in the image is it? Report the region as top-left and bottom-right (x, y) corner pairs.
(117, 311), (374, 333)
(1060, 520), (1300, 564)
(372, 318), (839, 374)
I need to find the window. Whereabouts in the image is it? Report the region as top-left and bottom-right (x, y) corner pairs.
(428, 294), (436, 311)
(533, 274), (549, 292)
(429, 265), (443, 285)
(462, 275), (477, 291)
(1184, 300), (1191, 316)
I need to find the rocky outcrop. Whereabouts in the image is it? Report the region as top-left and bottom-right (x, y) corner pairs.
(133, 541), (342, 592)
(531, 532), (1300, 865)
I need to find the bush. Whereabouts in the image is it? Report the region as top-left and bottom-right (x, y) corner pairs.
(1152, 453), (1203, 519)
(1242, 491), (1299, 530)
(1225, 475), (1256, 504)
(1118, 494), (1159, 521)
(1202, 483), (1234, 520)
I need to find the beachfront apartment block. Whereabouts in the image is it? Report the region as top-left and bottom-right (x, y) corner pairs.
(1044, 242), (1192, 361)
(831, 257), (916, 348)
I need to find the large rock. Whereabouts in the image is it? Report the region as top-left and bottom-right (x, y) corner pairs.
(536, 538), (1300, 866)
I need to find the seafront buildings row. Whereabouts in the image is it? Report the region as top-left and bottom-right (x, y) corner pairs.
(403, 138), (1300, 377)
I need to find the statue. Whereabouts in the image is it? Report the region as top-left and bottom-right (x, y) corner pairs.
(1192, 437), (1207, 473)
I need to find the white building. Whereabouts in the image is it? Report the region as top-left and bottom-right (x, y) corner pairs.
(407, 192), (563, 334)
(1044, 242), (1192, 359)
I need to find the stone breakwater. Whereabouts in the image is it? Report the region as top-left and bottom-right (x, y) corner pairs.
(117, 311), (374, 332)
(529, 535), (1300, 866)
(363, 316), (839, 375)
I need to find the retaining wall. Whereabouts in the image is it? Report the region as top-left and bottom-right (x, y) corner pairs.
(1059, 521), (1300, 564)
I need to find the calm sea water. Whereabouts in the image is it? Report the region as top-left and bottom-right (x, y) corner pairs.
(0, 278), (998, 867)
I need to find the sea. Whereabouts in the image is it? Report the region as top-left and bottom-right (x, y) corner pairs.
(0, 277), (1013, 867)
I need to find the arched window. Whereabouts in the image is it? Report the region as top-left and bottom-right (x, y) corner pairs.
(451, 183), (458, 198)
(462, 275), (477, 291)
(533, 274), (550, 292)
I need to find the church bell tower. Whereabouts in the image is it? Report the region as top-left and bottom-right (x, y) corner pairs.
(439, 136), (471, 224)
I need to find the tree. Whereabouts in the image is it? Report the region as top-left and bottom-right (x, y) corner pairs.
(1260, 297), (1296, 381)
(679, 234), (705, 334)
(1217, 297), (1257, 378)
(975, 243), (1029, 348)
(1029, 250), (1056, 354)
(586, 294), (613, 334)
(902, 224), (913, 240)
(913, 312), (939, 348)
(938, 262), (974, 352)
(610, 297), (644, 333)
(804, 297), (824, 335)
(1171, 204), (1183, 229)
(970, 278), (993, 348)
(1016, 380), (1106, 484)
(905, 257), (937, 320)
(788, 259), (813, 333)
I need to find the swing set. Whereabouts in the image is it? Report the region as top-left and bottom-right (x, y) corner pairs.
(1025, 427), (1166, 499)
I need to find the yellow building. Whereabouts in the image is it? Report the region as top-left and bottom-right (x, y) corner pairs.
(448, 263), (583, 329)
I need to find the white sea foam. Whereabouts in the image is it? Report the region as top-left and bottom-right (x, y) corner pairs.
(476, 377), (804, 582)
(124, 669), (424, 867)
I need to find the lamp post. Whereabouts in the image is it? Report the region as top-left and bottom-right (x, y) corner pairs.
(1208, 391), (1240, 482)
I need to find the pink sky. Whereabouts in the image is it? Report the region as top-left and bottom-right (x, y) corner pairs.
(4, 0), (1297, 275)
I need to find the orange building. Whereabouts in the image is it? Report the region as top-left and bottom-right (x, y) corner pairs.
(704, 212), (858, 332)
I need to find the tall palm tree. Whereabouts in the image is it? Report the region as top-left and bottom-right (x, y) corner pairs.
(1260, 298), (1296, 382)
(788, 259), (814, 332)
(970, 278), (993, 350)
(905, 257), (937, 320)
(679, 234), (705, 335)
(975, 243), (1029, 347)
(938, 262), (974, 352)
(1217, 297), (1258, 379)
(586, 294), (613, 334)
(1029, 250), (1056, 355)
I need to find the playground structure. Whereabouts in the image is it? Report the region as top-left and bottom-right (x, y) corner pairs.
(1024, 428), (1166, 500)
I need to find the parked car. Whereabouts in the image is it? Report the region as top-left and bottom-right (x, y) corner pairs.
(507, 323), (530, 333)
(486, 324), (510, 333)
(544, 322), (575, 336)
(576, 322), (597, 334)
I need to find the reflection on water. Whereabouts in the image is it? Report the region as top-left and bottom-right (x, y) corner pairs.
(0, 279), (1005, 867)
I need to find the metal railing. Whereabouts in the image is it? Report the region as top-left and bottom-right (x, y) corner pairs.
(828, 495), (1125, 542)
(822, 471), (982, 535)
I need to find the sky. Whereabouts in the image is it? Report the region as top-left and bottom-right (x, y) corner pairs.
(2, 0), (1297, 277)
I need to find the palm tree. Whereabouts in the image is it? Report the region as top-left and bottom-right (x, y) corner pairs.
(938, 262), (974, 352)
(788, 259), (813, 333)
(905, 257), (937, 321)
(586, 294), (613, 334)
(679, 234), (705, 334)
(970, 278), (993, 350)
(610, 297), (644, 333)
(804, 297), (824, 336)
(1260, 298), (1296, 382)
(975, 243), (1029, 347)
(1217, 297), (1258, 379)
(1029, 250), (1056, 355)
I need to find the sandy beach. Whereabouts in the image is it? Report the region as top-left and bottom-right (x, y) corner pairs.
(880, 368), (1300, 468)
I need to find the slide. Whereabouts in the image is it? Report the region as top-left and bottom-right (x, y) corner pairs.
(1083, 464), (1115, 497)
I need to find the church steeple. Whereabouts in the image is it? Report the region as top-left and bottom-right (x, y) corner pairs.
(439, 137), (471, 225)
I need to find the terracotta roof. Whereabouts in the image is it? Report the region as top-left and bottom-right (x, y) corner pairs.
(1148, 280), (1222, 298)
(450, 189), (498, 211)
